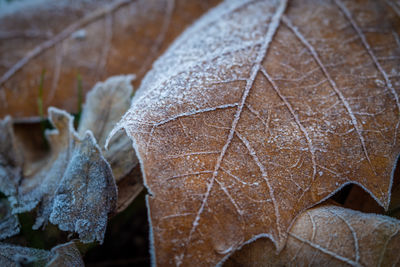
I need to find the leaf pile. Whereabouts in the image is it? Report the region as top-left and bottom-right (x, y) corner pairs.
(0, 75), (143, 249)
(1, 0), (400, 266)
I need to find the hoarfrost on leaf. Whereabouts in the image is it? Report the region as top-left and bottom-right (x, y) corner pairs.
(0, 241), (84, 267)
(78, 74), (138, 182)
(49, 131), (117, 244)
(0, 107), (117, 243)
(113, 0), (400, 265)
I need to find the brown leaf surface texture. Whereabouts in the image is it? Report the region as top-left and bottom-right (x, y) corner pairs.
(113, 0), (400, 265)
(0, 241), (84, 267)
(0, 108), (117, 243)
(0, 0), (220, 120)
(225, 205), (400, 267)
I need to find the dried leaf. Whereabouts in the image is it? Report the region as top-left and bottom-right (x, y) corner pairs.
(49, 132), (117, 244)
(0, 242), (50, 267)
(0, 199), (20, 240)
(1, 107), (117, 243)
(112, 0), (400, 265)
(77, 75), (143, 212)
(225, 205), (400, 267)
(0, 0), (220, 119)
(46, 241), (85, 267)
(78, 75), (138, 181)
(0, 241), (83, 267)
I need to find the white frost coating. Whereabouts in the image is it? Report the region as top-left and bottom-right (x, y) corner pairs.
(2, 107), (117, 244)
(146, 195), (157, 267)
(49, 130), (117, 244)
(124, 0), (272, 129)
(78, 74), (138, 182)
(0, 242), (50, 266)
(0, 241), (84, 266)
(132, 0), (259, 103)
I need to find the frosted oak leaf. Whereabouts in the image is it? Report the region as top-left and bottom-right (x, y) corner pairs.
(111, 0), (400, 265)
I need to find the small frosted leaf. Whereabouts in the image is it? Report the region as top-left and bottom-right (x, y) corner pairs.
(10, 107), (77, 226)
(78, 75), (138, 182)
(0, 241), (83, 267)
(114, 0), (400, 265)
(0, 242), (50, 267)
(47, 241), (84, 267)
(49, 131), (117, 243)
(2, 107), (117, 243)
(226, 205), (400, 266)
(0, 199), (20, 240)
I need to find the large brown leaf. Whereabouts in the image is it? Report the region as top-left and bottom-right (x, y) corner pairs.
(112, 0), (400, 265)
(0, 0), (220, 120)
(225, 205), (400, 267)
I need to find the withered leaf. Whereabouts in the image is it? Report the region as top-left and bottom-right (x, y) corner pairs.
(225, 205), (400, 267)
(78, 75), (138, 182)
(0, 0), (220, 120)
(1, 107), (117, 243)
(49, 131), (117, 244)
(113, 0), (400, 265)
(77, 74), (142, 212)
(0, 241), (83, 267)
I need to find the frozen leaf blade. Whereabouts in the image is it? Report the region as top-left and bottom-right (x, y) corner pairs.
(3, 107), (117, 243)
(78, 75), (138, 181)
(115, 0), (400, 265)
(49, 131), (117, 244)
(47, 241), (84, 267)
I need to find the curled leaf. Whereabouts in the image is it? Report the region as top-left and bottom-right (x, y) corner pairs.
(46, 241), (85, 267)
(113, 0), (400, 265)
(78, 74), (138, 181)
(1, 107), (117, 243)
(225, 205), (400, 267)
(77, 74), (143, 212)
(49, 131), (117, 244)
